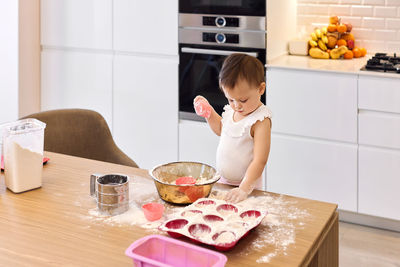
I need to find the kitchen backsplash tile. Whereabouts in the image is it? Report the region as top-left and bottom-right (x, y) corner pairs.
(375, 29), (397, 40)
(363, 0), (385, 5)
(387, 41), (400, 51)
(387, 0), (400, 6)
(351, 5), (374, 16)
(341, 15), (363, 26)
(297, 1), (400, 53)
(341, 0), (362, 4)
(352, 28), (375, 39)
(374, 6), (397, 17)
(386, 18), (400, 29)
(362, 17), (385, 28)
(362, 40), (386, 50)
(329, 5), (352, 15)
(309, 4), (332, 14)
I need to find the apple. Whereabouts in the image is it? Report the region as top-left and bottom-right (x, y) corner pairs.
(347, 39), (354, 50)
(330, 16), (339, 25)
(344, 23), (352, 32)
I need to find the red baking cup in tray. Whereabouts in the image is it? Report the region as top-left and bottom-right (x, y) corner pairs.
(159, 198), (267, 251)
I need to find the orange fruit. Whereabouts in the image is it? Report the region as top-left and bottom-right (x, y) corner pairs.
(353, 48), (362, 58)
(327, 24), (337, 32)
(360, 47), (367, 57)
(341, 33), (355, 41)
(343, 50), (353, 59)
(337, 39), (347, 47)
(337, 24), (347, 33)
(329, 16), (339, 25)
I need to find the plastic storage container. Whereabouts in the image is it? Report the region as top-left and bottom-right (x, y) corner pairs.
(2, 118), (46, 193)
(125, 235), (227, 267)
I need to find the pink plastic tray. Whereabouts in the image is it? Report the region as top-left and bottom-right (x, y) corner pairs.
(159, 198), (267, 251)
(125, 234), (227, 267)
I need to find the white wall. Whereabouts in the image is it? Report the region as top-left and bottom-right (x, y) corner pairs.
(0, 0), (19, 123)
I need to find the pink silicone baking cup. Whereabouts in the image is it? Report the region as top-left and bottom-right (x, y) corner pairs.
(142, 203), (165, 221)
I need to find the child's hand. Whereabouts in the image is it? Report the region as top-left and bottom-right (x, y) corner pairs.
(224, 187), (248, 203)
(193, 96), (212, 119)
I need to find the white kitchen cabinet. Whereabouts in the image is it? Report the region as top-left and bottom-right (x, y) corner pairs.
(113, 0), (178, 55)
(359, 146), (400, 221)
(359, 110), (400, 150)
(41, 49), (113, 128)
(0, 0), (19, 123)
(359, 76), (400, 114)
(113, 54), (178, 169)
(267, 68), (358, 143)
(41, 0), (112, 50)
(178, 120), (220, 168)
(0, 0), (40, 122)
(267, 133), (358, 212)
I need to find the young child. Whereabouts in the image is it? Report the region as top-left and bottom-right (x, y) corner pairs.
(193, 53), (272, 203)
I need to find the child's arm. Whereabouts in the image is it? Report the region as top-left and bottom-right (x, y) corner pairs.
(225, 118), (271, 203)
(193, 96), (222, 136)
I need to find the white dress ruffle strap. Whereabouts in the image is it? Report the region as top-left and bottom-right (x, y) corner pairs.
(216, 104), (272, 185)
(220, 104), (272, 138)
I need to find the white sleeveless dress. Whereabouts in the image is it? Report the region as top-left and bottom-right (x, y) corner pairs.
(216, 104), (272, 188)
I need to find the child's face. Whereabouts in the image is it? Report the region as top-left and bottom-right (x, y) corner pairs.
(222, 78), (265, 116)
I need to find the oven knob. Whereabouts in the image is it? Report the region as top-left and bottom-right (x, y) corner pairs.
(215, 33), (226, 44)
(215, 16), (226, 27)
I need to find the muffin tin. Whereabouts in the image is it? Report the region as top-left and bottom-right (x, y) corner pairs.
(159, 198), (267, 251)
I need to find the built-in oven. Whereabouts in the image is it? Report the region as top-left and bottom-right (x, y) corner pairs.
(180, 0), (265, 17)
(178, 3), (266, 121)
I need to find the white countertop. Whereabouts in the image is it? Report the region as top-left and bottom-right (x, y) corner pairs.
(267, 54), (400, 79)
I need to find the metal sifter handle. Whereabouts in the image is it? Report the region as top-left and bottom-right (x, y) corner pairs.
(90, 173), (102, 196)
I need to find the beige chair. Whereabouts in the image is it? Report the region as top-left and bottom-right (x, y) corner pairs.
(22, 109), (138, 168)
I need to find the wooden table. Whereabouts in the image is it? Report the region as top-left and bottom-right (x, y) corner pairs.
(0, 152), (338, 266)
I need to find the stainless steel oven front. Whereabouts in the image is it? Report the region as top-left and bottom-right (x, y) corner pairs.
(178, 13), (266, 121)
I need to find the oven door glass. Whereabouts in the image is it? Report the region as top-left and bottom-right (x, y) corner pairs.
(179, 0), (265, 16)
(179, 44), (265, 119)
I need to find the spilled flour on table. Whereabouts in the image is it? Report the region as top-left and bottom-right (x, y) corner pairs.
(210, 190), (311, 263)
(82, 175), (183, 233)
(82, 176), (310, 264)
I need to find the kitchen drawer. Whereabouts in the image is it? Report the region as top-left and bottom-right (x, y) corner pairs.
(359, 145), (400, 221)
(267, 68), (357, 143)
(359, 76), (400, 113)
(267, 133), (357, 212)
(359, 110), (400, 149)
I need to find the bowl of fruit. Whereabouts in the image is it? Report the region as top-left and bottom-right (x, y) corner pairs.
(149, 162), (221, 205)
(308, 15), (367, 60)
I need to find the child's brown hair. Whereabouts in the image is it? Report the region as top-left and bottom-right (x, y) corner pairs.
(219, 53), (265, 90)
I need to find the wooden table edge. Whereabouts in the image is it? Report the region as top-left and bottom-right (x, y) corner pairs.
(300, 210), (339, 266)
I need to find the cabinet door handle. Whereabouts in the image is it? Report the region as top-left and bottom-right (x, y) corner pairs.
(181, 47), (257, 57)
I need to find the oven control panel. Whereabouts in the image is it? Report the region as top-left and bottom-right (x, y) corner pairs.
(202, 32), (239, 44)
(202, 16), (239, 27)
